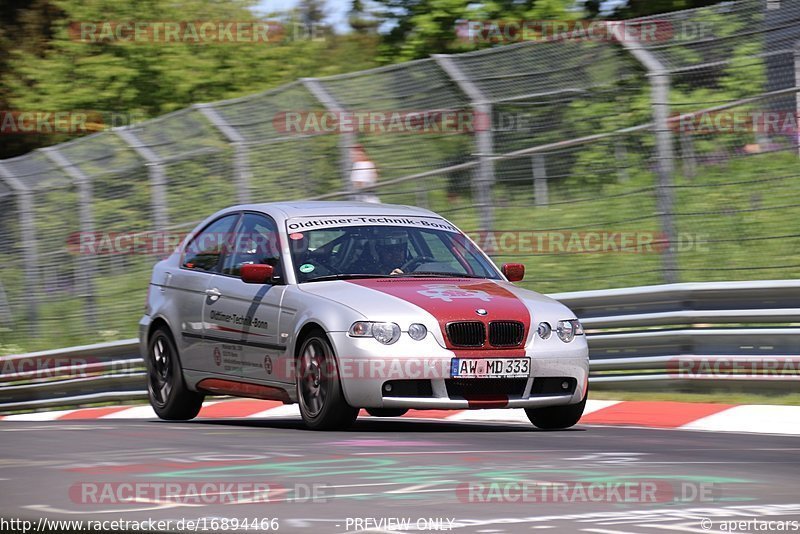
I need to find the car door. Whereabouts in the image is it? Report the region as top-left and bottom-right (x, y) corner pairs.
(203, 212), (288, 383)
(173, 212), (240, 374)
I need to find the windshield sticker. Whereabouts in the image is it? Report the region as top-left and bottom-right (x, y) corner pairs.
(417, 284), (492, 302)
(286, 216), (458, 233)
(289, 232), (305, 240)
(299, 263), (315, 273)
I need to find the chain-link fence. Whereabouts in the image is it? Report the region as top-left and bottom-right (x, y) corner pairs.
(1, 0), (798, 351)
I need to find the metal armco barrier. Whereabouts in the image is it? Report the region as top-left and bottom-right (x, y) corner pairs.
(1, 280), (798, 413)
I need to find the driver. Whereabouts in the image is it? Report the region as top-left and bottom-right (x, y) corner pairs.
(372, 230), (409, 275)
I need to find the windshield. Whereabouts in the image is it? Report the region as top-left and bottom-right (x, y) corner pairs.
(286, 224), (501, 282)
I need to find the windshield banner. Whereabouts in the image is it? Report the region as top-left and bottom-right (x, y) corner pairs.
(285, 216), (459, 233)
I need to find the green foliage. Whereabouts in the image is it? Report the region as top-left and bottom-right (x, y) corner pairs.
(1, 0), (381, 158)
(374, 0), (583, 61)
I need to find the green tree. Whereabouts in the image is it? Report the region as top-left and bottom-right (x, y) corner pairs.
(0, 0), (64, 158)
(3, 0), (379, 158)
(373, 0), (582, 61)
(609, 0), (729, 18)
(349, 0), (382, 34)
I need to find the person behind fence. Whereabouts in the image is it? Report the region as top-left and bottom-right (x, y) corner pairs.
(349, 144), (380, 203)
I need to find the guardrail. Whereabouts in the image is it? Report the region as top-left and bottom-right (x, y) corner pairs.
(1, 280), (798, 413)
(552, 280), (800, 391)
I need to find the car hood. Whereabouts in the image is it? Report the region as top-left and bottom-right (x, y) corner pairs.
(298, 277), (569, 350)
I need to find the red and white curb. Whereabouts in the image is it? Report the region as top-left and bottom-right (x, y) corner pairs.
(2, 399), (799, 434)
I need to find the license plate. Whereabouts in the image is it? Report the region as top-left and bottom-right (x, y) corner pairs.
(450, 358), (530, 378)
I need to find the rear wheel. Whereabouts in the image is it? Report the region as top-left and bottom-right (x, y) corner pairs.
(366, 408), (409, 418)
(525, 390), (587, 430)
(146, 327), (204, 420)
(296, 330), (358, 430)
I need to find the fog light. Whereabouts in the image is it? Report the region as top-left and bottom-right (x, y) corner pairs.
(561, 381), (570, 390)
(384, 383), (392, 392)
(537, 322), (552, 339)
(408, 323), (427, 341)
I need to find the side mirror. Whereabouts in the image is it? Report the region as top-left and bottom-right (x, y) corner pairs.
(502, 263), (525, 282)
(241, 264), (274, 284)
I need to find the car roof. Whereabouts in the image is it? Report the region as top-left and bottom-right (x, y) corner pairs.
(222, 200), (442, 221)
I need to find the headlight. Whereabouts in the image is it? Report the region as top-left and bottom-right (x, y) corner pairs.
(349, 321), (401, 345)
(408, 323), (427, 341)
(372, 322), (401, 344)
(556, 319), (583, 343)
(537, 322), (552, 339)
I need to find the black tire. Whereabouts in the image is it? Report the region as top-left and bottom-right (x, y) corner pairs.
(525, 390), (587, 430)
(146, 327), (204, 421)
(296, 330), (358, 430)
(366, 408), (409, 418)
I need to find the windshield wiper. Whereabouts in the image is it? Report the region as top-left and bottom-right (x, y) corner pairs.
(303, 273), (389, 283)
(399, 272), (486, 278)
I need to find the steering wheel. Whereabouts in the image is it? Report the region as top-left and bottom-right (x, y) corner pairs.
(398, 256), (436, 273)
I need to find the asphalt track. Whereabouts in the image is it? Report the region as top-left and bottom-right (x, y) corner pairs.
(1, 416), (798, 534)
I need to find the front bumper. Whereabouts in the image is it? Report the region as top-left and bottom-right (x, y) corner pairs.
(328, 332), (589, 409)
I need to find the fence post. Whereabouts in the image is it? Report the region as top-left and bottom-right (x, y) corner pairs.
(0, 162), (39, 335)
(41, 147), (97, 328)
(301, 78), (356, 197)
(433, 55), (496, 234)
(194, 103), (252, 203)
(115, 129), (169, 231)
(619, 41), (679, 284)
(532, 154), (549, 206)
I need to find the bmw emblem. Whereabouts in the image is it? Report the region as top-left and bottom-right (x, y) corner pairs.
(476, 308), (488, 316)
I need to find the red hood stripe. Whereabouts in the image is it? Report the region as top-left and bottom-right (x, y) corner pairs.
(346, 278), (530, 355)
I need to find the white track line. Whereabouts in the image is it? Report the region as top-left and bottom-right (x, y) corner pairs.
(3, 409), (77, 421)
(445, 400), (622, 424)
(246, 404), (301, 418)
(681, 405), (800, 435)
(100, 405), (157, 419)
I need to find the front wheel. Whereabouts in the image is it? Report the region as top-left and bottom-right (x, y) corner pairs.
(525, 392), (587, 430)
(146, 327), (204, 420)
(296, 331), (358, 430)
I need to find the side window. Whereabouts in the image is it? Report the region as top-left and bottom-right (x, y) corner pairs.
(222, 213), (281, 278)
(182, 214), (239, 272)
